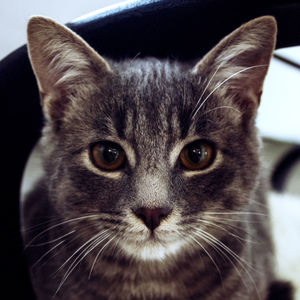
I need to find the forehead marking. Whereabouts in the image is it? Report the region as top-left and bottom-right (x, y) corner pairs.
(118, 139), (136, 168)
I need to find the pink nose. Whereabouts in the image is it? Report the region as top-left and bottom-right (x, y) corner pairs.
(133, 207), (172, 231)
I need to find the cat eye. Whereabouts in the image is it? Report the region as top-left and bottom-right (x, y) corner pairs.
(91, 141), (126, 171)
(179, 140), (215, 170)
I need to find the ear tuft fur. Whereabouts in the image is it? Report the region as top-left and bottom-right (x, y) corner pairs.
(193, 16), (277, 120)
(27, 16), (111, 124)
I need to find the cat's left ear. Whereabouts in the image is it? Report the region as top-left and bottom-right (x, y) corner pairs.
(193, 16), (277, 118)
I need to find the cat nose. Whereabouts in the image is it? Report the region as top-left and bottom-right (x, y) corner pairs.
(133, 207), (172, 231)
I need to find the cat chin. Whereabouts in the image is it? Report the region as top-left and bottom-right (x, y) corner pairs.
(119, 239), (187, 261)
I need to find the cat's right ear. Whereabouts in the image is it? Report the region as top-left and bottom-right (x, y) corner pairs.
(27, 16), (111, 123)
(192, 16), (276, 122)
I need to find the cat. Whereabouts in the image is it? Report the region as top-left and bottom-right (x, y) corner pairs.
(20, 15), (291, 299)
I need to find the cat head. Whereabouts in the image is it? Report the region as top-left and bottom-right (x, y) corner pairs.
(27, 16), (276, 261)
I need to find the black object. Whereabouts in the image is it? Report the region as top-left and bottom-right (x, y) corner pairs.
(272, 146), (300, 192)
(1, 0), (300, 298)
(267, 280), (295, 300)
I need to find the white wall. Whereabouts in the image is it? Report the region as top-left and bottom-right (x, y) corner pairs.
(0, 0), (120, 60)
(258, 53), (300, 143)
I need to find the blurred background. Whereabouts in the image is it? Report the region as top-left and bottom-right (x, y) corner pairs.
(1, 0), (299, 298)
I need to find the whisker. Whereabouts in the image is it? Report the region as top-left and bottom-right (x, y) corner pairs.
(44, 236), (82, 275)
(191, 227), (249, 292)
(131, 52), (141, 61)
(31, 240), (65, 270)
(88, 236), (116, 279)
(111, 236), (121, 256)
(190, 226), (262, 300)
(54, 231), (111, 297)
(197, 219), (256, 244)
(200, 105), (241, 116)
(55, 229), (110, 277)
(197, 228), (256, 271)
(30, 230), (76, 247)
(204, 211), (267, 224)
(22, 216), (62, 232)
(191, 64), (267, 120)
(65, 233), (111, 279)
(25, 214), (99, 249)
(191, 61), (226, 119)
(249, 198), (269, 209)
(203, 218), (258, 241)
(205, 216), (265, 224)
(189, 234), (223, 280)
(205, 211), (267, 216)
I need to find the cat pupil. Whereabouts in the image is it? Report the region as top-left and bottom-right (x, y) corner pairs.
(101, 145), (119, 164)
(188, 146), (206, 163)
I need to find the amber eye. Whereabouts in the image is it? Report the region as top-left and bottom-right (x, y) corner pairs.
(180, 140), (215, 170)
(91, 141), (125, 171)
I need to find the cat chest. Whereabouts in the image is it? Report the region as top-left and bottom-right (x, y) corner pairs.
(63, 254), (232, 300)
(84, 259), (188, 300)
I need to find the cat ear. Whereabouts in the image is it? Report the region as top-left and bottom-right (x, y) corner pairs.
(193, 16), (277, 119)
(27, 16), (111, 123)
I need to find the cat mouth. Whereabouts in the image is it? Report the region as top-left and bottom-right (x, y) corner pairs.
(125, 228), (175, 244)
(147, 229), (161, 240)
(120, 234), (186, 261)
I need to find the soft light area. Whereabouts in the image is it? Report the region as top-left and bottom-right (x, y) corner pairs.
(269, 192), (300, 299)
(257, 48), (300, 144)
(0, 0), (121, 59)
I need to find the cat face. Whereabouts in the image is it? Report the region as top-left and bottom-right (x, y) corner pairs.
(27, 17), (276, 261)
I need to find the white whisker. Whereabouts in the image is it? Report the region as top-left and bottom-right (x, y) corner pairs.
(54, 231), (111, 297)
(197, 219), (255, 244)
(191, 61), (226, 119)
(205, 211), (267, 216)
(30, 230), (76, 247)
(25, 214), (99, 249)
(191, 227), (249, 292)
(22, 216), (62, 233)
(190, 226), (261, 300)
(197, 228), (256, 271)
(64, 233), (111, 279)
(203, 217), (258, 241)
(191, 64), (267, 120)
(189, 234), (223, 279)
(201, 105), (241, 116)
(31, 240), (65, 270)
(88, 236), (116, 279)
(205, 216), (265, 224)
(55, 229), (110, 276)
